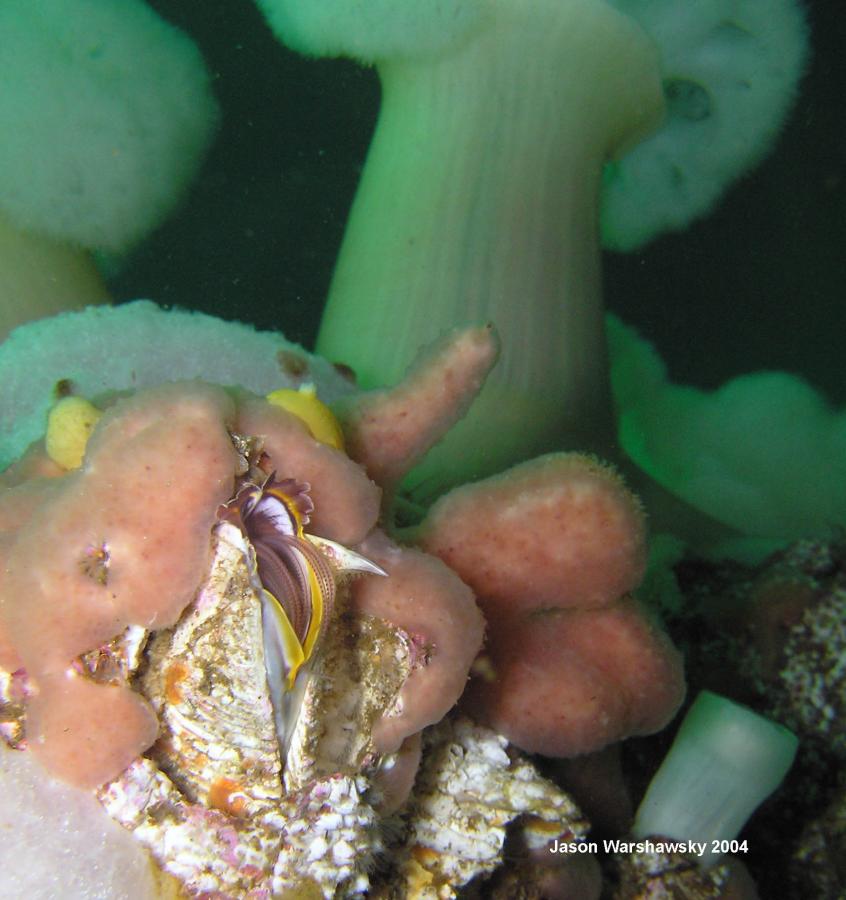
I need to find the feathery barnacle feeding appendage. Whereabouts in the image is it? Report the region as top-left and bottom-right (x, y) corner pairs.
(217, 473), (387, 755)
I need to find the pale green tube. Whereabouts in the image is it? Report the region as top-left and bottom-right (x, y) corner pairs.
(633, 691), (798, 867)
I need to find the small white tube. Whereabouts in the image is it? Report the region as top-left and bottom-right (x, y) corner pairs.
(633, 690), (798, 866)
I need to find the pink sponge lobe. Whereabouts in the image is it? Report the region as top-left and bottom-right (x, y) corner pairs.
(421, 451), (682, 758)
(419, 452), (647, 613)
(468, 598), (684, 757)
(340, 324), (499, 488)
(27, 671), (158, 790)
(351, 531), (484, 754)
(0, 382), (239, 786)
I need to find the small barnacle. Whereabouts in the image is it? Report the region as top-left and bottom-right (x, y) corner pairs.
(0, 668), (28, 748)
(228, 429), (265, 476)
(77, 626), (147, 684)
(404, 632), (433, 670)
(79, 542), (110, 585)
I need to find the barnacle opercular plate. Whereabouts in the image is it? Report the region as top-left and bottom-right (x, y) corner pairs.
(140, 522), (286, 816)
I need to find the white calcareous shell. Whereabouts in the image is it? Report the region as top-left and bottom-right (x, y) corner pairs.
(382, 716), (590, 898)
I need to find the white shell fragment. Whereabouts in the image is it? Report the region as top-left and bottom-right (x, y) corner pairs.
(283, 605), (411, 793)
(99, 757), (375, 898)
(384, 717), (590, 898)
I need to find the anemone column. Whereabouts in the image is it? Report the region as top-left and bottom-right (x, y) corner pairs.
(316, 0), (663, 500)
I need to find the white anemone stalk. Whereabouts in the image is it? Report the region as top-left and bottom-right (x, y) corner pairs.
(256, 0), (664, 501)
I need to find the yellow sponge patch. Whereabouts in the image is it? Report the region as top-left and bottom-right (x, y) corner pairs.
(45, 396), (103, 469)
(266, 384), (345, 450)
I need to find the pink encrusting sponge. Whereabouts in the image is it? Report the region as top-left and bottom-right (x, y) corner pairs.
(236, 394), (382, 546)
(419, 452), (684, 757)
(0, 383), (239, 787)
(351, 530), (485, 755)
